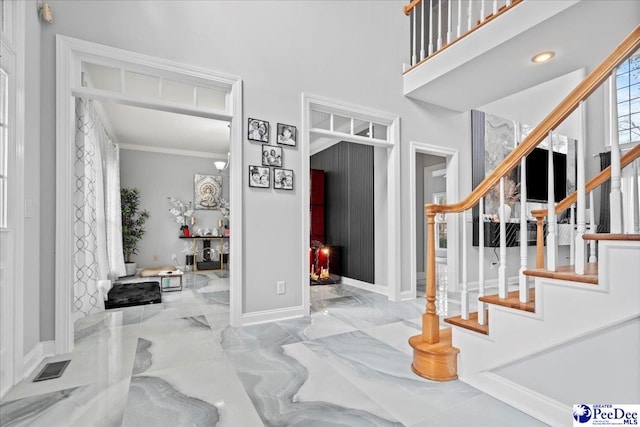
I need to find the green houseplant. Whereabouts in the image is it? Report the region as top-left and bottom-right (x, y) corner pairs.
(121, 187), (150, 276)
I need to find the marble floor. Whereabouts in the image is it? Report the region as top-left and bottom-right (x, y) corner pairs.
(0, 273), (547, 427)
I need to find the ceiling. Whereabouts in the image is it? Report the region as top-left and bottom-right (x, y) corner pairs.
(84, 63), (230, 158)
(404, 0), (640, 112)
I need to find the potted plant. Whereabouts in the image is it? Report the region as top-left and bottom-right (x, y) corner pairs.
(121, 187), (150, 276)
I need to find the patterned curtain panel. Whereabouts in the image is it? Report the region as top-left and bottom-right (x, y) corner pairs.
(74, 98), (125, 315)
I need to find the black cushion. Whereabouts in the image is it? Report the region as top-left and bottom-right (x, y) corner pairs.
(105, 281), (161, 309)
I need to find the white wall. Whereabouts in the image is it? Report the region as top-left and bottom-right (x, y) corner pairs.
(24, 0), (42, 355)
(119, 149), (229, 269)
(37, 0), (472, 323)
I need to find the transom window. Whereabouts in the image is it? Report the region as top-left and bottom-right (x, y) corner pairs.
(616, 49), (640, 144)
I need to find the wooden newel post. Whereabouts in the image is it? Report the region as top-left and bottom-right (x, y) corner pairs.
(536, 215), (545, 268)
(423, 205), (440, 344)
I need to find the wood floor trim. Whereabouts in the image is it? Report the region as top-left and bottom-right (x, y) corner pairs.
(479, 289), (536, 313)
(444, 311), (489, 335)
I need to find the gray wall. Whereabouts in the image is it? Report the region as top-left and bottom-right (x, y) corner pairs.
(119, 149), (229, 269)
(415, 154), (446, 274)
(311, 142), (375, 283)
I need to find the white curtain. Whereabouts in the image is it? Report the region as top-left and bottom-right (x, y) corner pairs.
(74, 98), (126, 315)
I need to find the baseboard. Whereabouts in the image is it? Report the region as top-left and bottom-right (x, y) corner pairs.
(22, 340), (56, 381)
(400, 290), (414, 301)
(341, 277), (388, 296)
(240, 306), (304, 326)
(461, 371), (570, 426)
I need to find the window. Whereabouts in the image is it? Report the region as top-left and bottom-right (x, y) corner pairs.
(616, 49), (640, 144)
(0, 68), (7, 228)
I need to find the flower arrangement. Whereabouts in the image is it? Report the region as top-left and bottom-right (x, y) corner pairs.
(167, 197), (194, 229)
(491, 177), (520, 205)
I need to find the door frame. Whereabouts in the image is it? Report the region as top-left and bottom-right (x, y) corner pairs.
(409, 141), (459, 300)
(301, 93), (401, 311)
(55, 36), (244, 353)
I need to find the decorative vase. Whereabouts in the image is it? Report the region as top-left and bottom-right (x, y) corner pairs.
(499, 204), (512, 222)
(182, 226), (190, 237)
(125, 262), (137, 277)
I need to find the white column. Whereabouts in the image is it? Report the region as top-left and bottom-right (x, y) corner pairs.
(589, 192), (597, 263)
(498, 177), (507, 298)
(429, 0), (434, 55)
(420, 0), (426, 61)
(461, 211), (469, 320)
(478, 197), (486, 325)
(547, 131), (558, 271)
(519, 150), (529, 303)
(575, 101), (587, 274)
(437, 0), (443, 50)
(609, 75), (623, 233)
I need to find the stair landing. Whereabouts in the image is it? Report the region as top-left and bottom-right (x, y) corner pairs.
(524, 263), (598, 284)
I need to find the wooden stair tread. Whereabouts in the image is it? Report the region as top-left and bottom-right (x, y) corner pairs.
(524, 263), (598, 284)
(583, 233), (640, 241)
(479, 289), (536, 313)
(444, 311), (489, 335)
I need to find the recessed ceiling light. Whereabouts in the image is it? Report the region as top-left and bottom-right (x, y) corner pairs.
(531, 51), (555, 64)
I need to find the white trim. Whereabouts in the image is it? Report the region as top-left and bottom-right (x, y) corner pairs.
(401, 290), (415, 301)
(409, 141), (459, 301)
(240, 306), (304, 326)
(341, 277), (389, 296)
(309, 128), (392, 148)
(21, 341), (56, 382)
(56, 36), (244, 351)
(302, 93), (401, 307)
(461, 372), (569, 427)
(118, 143), (227, 160)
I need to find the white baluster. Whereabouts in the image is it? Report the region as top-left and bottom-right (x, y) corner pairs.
(575, 101), (587, 274)
(461, 211), (469, 320)
(492, 0), (498, 15)
(547, 131), (558, 271)
(480, 0), (486, 23)
(412, 8), (417, 65)
(467, 0), (473, 32)
(506, 0), (512, 6)
(498, 177), (507, 298)
(457, 0), (462, 38)
(420, 0), (426, 61)
(429, 0), (434, 55)
(569, 204), (575, 265)
(437, 0), (443, 50)
(634, 159), (639, 233)
(589, 192), (597, 263)
(478, 197), (486, 325)
(519, 144), (529, 303)
(447, 0), (453, 44)
(609, 75), (623, 233)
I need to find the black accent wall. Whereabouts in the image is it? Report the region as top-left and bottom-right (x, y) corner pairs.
(310, 142), (374, 283)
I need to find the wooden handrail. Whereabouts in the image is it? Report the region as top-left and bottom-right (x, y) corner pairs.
(425, 25), (640, 219)
(531, 144), (640, 219)
(404, 0), (422, 16)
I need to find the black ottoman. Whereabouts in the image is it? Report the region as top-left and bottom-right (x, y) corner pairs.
(105, 281), (161, 309)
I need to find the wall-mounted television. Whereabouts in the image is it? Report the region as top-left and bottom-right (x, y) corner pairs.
(524, 147), (567, 203)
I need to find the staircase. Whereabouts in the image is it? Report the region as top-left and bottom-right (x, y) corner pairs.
(408, 23), (640, 424)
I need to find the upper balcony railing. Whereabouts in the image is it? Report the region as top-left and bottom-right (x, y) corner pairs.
(404, 0), (522, 72)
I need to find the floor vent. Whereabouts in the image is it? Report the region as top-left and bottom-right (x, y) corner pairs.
(32, 360), (71, 382)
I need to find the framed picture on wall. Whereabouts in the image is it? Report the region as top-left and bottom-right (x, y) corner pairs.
(248, 118), (269, 143)
(274, 168), (293, 190)
(249, 165), (270, 188)
(194, 174), (223, 209)
(261, 144), (282, 167)
(277, 123), (297, 147)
